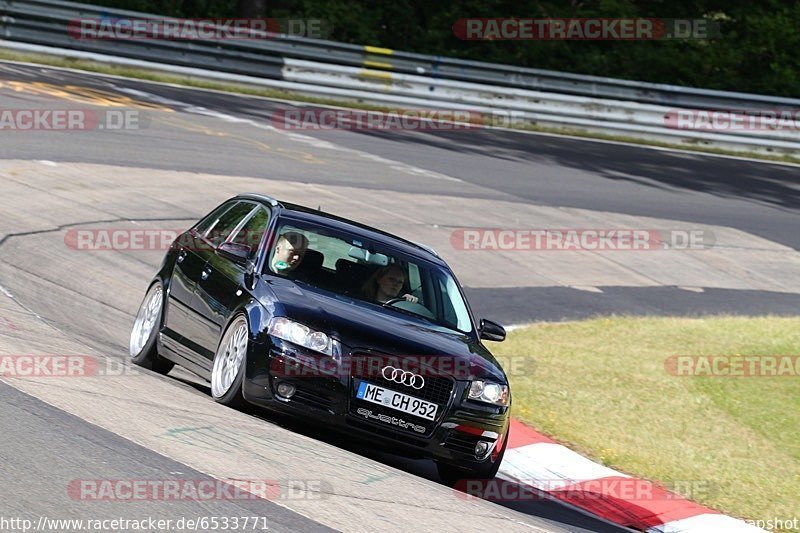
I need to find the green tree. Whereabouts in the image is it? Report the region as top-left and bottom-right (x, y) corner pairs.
(76, 0), (800, 97)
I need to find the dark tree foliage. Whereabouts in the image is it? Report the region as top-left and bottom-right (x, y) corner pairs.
(78, 0), (800, 97)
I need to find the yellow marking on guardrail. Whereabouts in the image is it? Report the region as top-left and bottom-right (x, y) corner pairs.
(0, 81), (172, 111)
(364, 45), (394, 70)
(363, 60), (394, 70)
(359, 69), (393, 82)
(364, 46), (393, 56)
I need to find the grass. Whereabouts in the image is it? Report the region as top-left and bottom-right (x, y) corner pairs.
(489, 316), (800, 531)
(1, 48), (799, 166)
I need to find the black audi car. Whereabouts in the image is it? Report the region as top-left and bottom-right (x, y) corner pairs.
(130, 193), (511, 481)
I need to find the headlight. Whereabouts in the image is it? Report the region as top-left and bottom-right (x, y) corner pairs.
(468, 380), (509, 406)
(268, 317), (339, 357)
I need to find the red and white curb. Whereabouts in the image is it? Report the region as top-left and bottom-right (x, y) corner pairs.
(496, 419), (765, 532)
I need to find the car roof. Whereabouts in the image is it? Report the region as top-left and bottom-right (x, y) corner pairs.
(235, 193), (446, 266)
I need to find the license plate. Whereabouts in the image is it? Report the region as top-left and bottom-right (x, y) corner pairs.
(356, 381), (438, 421)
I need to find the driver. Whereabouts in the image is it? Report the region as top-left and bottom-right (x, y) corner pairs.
(270, 231), (308, 274)
(361, 264), (419, 304)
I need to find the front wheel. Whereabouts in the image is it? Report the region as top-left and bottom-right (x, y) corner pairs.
(211, 314), (249, 408)
(129, 282), (174, 375)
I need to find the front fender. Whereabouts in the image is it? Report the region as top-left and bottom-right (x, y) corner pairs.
(233, 298), (277, 402)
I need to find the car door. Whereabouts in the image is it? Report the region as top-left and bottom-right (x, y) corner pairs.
(164, 201), (235, 347)
(177, 201), (258, 360)
(194, 203), (271, 360)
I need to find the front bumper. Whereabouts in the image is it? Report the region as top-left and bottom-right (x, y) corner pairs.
(243, 338), (510, 466)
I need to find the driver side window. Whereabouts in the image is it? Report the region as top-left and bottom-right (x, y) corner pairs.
(203, 202), (257, 247)
(227, 206), (271, 257)
(194, 201), (235, 236)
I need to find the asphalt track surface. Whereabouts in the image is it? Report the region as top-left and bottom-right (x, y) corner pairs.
(1, 63), (798, 249)
(1, 61), (798, 324)
(0, 262), (594, 533)
(0, 60), (797, 532)
(0, 381), (333, 532)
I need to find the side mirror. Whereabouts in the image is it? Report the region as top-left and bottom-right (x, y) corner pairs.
(479, 318), (506, 342)
(218, 241), (252, 266)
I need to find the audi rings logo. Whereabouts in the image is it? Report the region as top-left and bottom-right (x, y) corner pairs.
(381, 366), (425, 390)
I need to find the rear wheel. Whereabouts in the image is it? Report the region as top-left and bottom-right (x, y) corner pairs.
(211, 314), (249, 408)
(129, 282), (174, 375)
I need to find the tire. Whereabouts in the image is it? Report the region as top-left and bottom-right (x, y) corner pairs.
(210, 314), (249, 408)
(130, 282), (174, 375)
(436, 431), (508, 486)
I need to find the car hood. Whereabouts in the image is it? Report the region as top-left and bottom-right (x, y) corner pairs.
(263, 278), (506, 382)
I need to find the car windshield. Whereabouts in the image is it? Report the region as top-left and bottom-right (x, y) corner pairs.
(266, 221), (473, 334)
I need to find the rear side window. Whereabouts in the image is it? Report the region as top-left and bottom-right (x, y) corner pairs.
(203, 202), (257, 246)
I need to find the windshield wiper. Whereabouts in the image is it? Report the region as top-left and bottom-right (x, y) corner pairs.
(381, 301), (420, 316)
(381, 302), (459, 332)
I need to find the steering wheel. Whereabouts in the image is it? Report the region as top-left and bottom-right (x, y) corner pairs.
(382, 297), (406, 307)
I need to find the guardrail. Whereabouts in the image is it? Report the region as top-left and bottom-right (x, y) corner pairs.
(2, 0), (800, 155)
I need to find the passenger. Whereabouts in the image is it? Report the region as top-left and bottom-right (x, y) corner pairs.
(361, 264), (419, 304)
(270, 231), (308, 274)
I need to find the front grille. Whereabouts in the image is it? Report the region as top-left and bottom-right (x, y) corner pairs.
(361, 373), (454, 406)
(349, 353), (455, 406)
(348, 351), (456, 438)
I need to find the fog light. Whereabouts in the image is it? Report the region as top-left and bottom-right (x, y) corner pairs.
(276, 382), (296, 399)
(474, 440), (491, 458)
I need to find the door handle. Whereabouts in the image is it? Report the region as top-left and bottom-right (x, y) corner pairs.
(201, 267), (211, 281)
(177, 250), (187, 263)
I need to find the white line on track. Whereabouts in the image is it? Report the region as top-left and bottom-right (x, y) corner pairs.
(3, 57), (797, 169)
(0, 284), (14, 298)
(115, 92), (467, 183)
